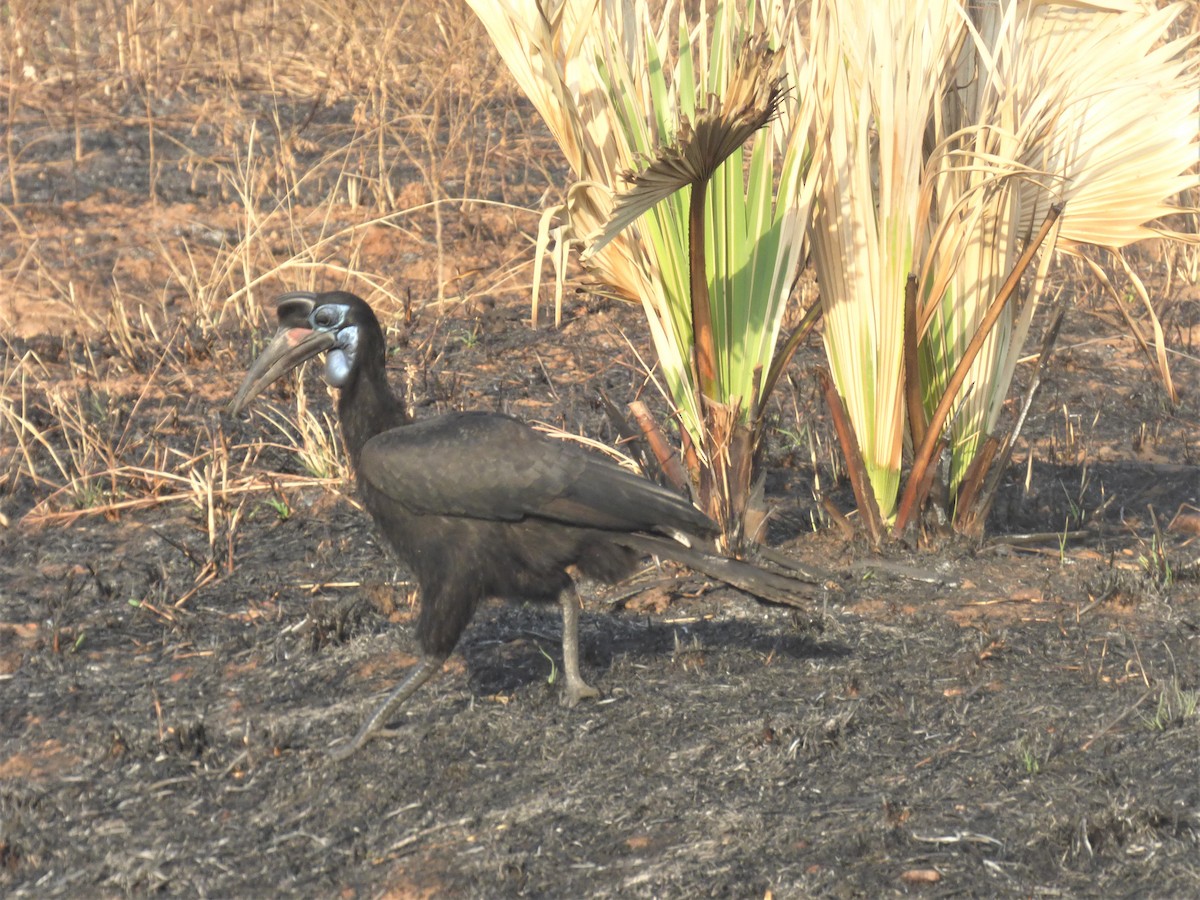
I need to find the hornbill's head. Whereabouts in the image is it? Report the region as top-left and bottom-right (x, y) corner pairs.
(227, 290), (381, 415)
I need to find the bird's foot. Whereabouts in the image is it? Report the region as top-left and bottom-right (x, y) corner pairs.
(328, 727), (401, 762)
(328, 656), (445, 761)
(561, 677), (600, 707)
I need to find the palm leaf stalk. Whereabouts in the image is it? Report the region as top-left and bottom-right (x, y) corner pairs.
(469, 0), (821, 550)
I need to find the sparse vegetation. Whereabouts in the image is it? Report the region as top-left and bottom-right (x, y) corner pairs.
(1144, 678), (1199, 732)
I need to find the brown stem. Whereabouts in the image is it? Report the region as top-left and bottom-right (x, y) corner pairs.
(689, 181), (719, 403)
(727, 415), (756, 548)
(600, 393), (673, 490)
(903, 274), (927, 450)
(894, 436), (946, 543)
(893, 203), (1062, 536)
(957, 293), (1069, 535)
(819, 367), (883, 546)
(951, 435), (998, 530)
(679, 428), (701, 487)
(628, 400), (690, 493)
(757, 300), (822, 431)
(820, 497), (856, 541)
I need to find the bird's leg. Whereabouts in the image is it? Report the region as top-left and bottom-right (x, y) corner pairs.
(329, 655), (445, 761)
(558, 588), (600, 706)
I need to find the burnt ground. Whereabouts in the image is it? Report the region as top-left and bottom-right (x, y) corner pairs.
(3, 4), (1200, 897)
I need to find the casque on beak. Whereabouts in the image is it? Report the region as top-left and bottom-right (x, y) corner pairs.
(227, 325), (336, 415)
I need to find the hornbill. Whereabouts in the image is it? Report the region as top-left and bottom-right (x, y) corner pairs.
(229, 290), (812, 759)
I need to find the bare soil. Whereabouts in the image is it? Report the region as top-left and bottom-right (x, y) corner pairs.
(3, 4), (1200, 897)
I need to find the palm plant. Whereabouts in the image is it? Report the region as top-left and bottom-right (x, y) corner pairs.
(468, 0), (821, 549)
(808, 0), (1200, 538)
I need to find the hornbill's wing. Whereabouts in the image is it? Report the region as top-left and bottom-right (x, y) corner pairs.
(357, 412), (714, 536)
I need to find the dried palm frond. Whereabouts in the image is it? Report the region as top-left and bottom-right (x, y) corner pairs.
(806, 0), (966, 522)
(915, 0), (1200, 527)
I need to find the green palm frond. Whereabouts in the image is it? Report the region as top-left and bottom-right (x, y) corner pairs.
(469, 0), (820, 544)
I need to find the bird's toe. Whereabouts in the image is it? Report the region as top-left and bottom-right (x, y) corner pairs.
(561, 679), (601, 707)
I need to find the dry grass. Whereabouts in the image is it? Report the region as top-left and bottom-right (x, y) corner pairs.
(1, 0), (567, 544)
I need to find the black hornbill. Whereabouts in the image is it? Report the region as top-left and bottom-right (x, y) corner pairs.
(229, 290), (810, 759)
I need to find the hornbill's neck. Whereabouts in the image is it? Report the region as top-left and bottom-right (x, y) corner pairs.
(336, 329), (410, 470)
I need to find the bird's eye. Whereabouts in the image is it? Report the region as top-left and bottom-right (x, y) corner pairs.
(313, 307), (340, 329)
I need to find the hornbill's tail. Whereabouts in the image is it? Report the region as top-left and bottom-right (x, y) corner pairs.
(616, 533), (839, 609)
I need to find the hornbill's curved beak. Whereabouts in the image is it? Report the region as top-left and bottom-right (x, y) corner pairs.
(227, 324), (336, 415)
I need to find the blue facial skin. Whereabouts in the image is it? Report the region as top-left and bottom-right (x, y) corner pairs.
(325, 324), (359, 387)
